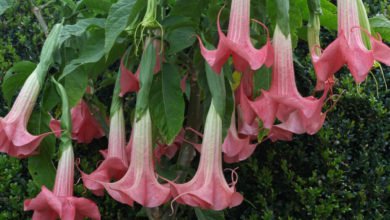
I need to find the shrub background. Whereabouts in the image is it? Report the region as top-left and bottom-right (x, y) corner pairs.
(0, 0), (389, 219)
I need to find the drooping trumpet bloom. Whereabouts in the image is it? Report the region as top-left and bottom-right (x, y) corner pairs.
(103, 109), (171, 207)
(198, 0), (273, 74)
(120, 39), (162, 96)
(222, 112), (256, 163)
(79, 106), (128, 196)
(24, 145), (101, 220)
(250, 25), (329, 141)
(312, 0), (390, 90)
(50, 100), (105, 144)
(168, 102), (243, 210)
(0, 71), (50, 158)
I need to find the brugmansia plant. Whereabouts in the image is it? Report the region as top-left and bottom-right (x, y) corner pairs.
(0, 0), (389, 219)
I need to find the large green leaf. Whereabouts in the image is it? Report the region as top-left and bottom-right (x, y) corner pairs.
(1, 61), (36, 106)
(0, 0), (12, 16)
(295, 0), (337, 31)
(60, 18), (105, 44)
(27, 111), (56, 189)
(104, 0), (145, 55)
(77, 0), (113, 15)
(149, 64), (185, 144)
(370, 15), (390, 42)
(166, 26), (196, 53)
(60, 29), (105, 79)
(135, 41), (156, 119)
(64, 69), (88, 107)
(254, 66), (272, 98)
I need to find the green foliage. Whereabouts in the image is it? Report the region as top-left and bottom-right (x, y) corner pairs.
(0, 0), (389, 219)
(149, 63), (185, 144)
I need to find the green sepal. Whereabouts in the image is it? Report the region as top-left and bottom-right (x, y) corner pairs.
(205, 62), (225, 118)
(110, 70), (123, 116)
(36, 23), (63, 85)
(135, 39), (156, 120)
(275, 0), (290, 37)
(51, 77), (73, 151)
(356, 0), (371, 49)
(307, 0), (322, 16)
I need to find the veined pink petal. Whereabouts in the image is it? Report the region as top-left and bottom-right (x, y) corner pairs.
(50, 100), (105, 143)
(70, 100), (105, 144)
(24, 146), (101, 220)
(24, 186), (100, 220)
(198, 0), (272, 73)
(80, 108), (129, 196)
(222, 112), (256, 163)
(154, 129), (185, 161)
(120, 40), (163, 96)
(49, 118), (61, 138)
(103, 110), (171, 207)
(251, 25), (328, 140)
(0, 71), (50, 158)
(119, 57), (140, 96)
(168, 102), (243, 210)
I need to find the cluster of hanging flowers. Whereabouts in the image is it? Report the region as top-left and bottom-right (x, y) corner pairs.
(0, 0), (389, 218)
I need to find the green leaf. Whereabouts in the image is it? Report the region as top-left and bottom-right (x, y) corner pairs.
(254, 66), (272, 98)
(64, 69), (88, 107)
(149, 64), (185, 144)
(104, 0), (145, 55)
(2, 61), (36, 106)
(166, 26), (196, 53)
(41, 81), (60, 111)
(60, 18), (105, 44)
(222, 75), (234, 140)
(295, 0), (337, 31)
(60, 29), (105, 79)
(194, 208), (225, 220)
(205, 62), (226, 118)
(27, 111), (56, 189)
(0, 0), (12, 16)
(370, 15), (390, 42)
(136, 41), (156, 119)
(77, 0), (112, 14)
(170, 0), (206, 22)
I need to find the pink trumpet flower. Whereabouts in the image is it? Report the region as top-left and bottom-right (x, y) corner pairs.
(222, 112), (256, 163)
(312, 0), (390, 90)
(250, 25), (329, 141)
(120, 40), (162, 96)
(103, 110), (171, 207)
(24, 146), (101, 220)
(168, 102), (243, 210)
(198, 0), (273, 73)
(50, 100), (105, 144)
(79, 106), (128, 196)
(0, 71), (50, 158)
